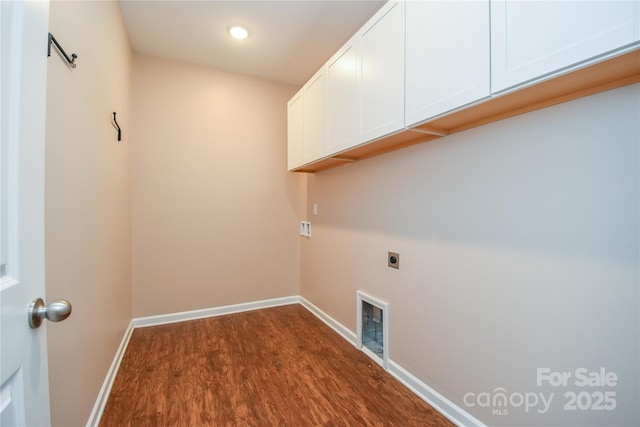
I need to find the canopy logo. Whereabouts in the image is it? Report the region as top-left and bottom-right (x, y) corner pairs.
(463, 368), (618, 416)
(463, 388), (553, 416)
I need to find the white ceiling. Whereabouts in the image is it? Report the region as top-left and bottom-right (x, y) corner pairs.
(120, 0), (385, 87)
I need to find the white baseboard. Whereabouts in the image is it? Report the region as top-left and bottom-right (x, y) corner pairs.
(298, 296), (357, 346)
(86, 320), (135, 427)
(133, 295), (300, 328)
(88, 295), (483, 427)
(388, 361), (487, 427)
(299, 297), (485, 427)
(87, 296), (298, 426)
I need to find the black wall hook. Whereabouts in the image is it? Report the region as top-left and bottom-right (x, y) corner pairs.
(48, 33), (77, 68)
(113, 112), (122, 142)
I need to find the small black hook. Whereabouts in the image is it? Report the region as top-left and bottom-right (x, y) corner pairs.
(113, 112), (121, 141)
(48, 33), (77, 68)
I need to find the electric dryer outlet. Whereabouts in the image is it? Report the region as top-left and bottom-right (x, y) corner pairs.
(388, 252), (399, 269)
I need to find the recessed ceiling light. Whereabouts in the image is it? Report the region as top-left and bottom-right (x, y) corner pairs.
(229, 26), (248, 40)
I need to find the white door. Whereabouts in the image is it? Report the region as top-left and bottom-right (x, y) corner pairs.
(491, 0), (640, 92)
(287, 88), (304, 171)
(326, 35), (359, 155)
(359, 0), (404, 143)
(1, 1), (52, 425)
(405, 0), (490, 126)
(302, 68), (326, 163)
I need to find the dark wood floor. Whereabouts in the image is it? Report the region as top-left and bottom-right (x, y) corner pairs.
(100, 304), (453, 426)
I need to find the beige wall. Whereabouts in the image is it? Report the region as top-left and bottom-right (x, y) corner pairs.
(301, 84), (639, 426)
(42, 2), (638, 426)
(45, 1), (132, 425)
(131, 54), (301, 317)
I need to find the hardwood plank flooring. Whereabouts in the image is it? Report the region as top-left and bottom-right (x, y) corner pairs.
(100, 304), (453, 426)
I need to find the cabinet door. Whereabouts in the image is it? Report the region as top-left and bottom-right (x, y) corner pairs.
(287, 89), (304, 171)
(326, 36), (359, 155)
(303, 69), (327, 163)
(405, 1), (490, 127)
(359, 0), (405, 143)
(492, 0), (640, 92)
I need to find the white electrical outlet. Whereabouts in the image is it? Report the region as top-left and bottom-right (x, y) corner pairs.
(300, 221), (312, 237)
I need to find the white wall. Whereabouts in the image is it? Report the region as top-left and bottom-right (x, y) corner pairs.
(42, 2), (639, 425)
(301, 84), (639, 426)
(45, 1), (132, 425)
(131, 54), (301, 317)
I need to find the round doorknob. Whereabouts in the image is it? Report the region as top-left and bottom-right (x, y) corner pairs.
(28, 298), (72, 329)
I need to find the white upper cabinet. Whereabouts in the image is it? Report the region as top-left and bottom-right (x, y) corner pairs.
(326, 35), (360, 155)
(287, 68), (327, 171)
(405, 1), (490, 127)
(359, 0), (405, 143)
(491, 0), (640, 93)
(287, 88), (304, 171)
(288, 0), (640, 172)
(302, 68), (327, 163)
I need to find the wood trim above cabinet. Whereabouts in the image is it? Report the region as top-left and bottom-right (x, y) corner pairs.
(292, 48), (640, 174)
(293, 130), (440, 173)
(419, 48), (640, 135)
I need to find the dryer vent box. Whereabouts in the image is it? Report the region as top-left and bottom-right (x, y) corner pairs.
(356, 291), (389, 369)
